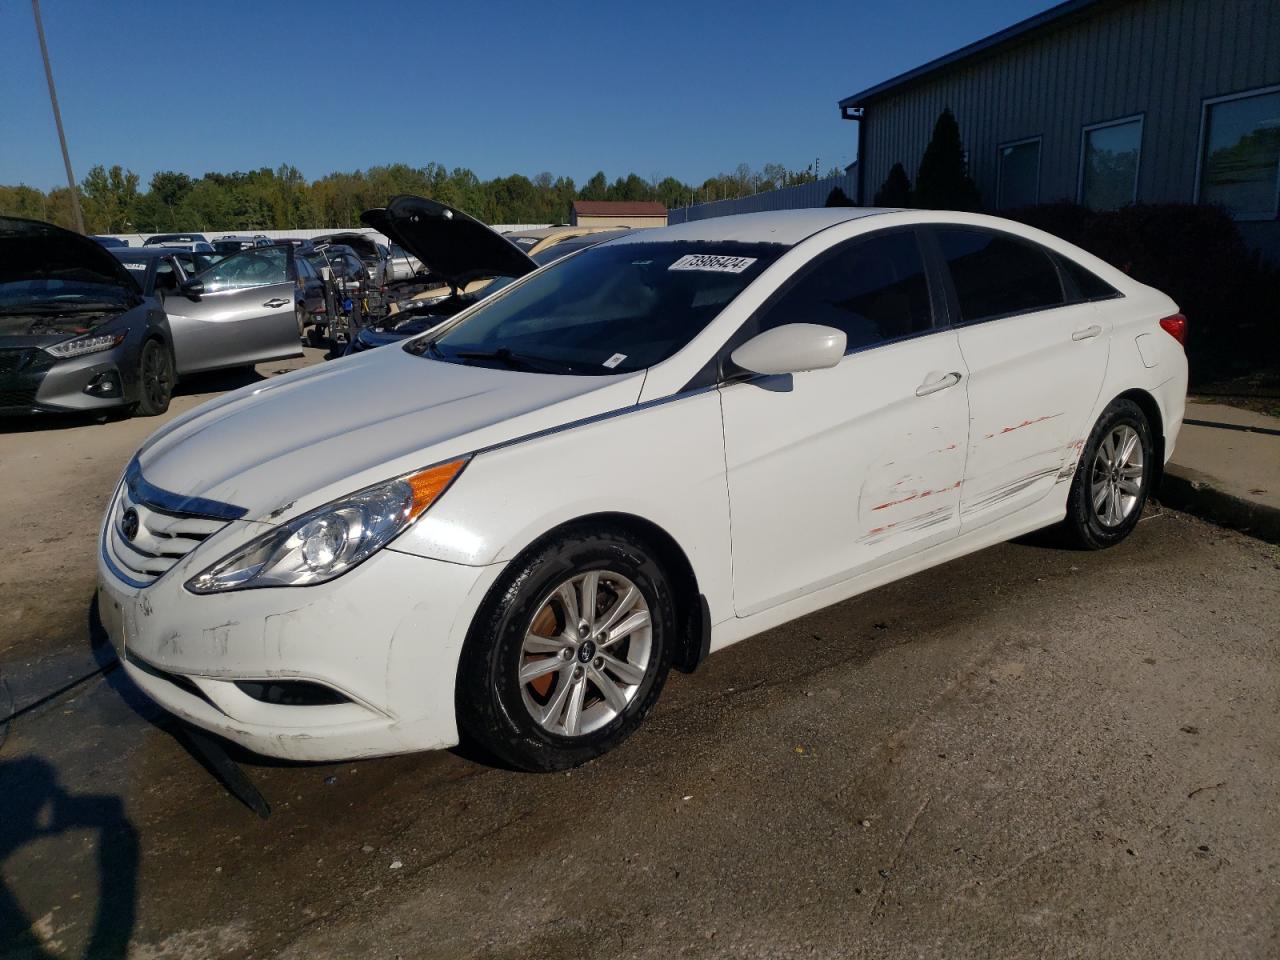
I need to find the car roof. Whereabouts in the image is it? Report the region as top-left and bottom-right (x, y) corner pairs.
(608, 208), (899, 246)
(109, 246), (179, 260)
(504, 225), (618, 241)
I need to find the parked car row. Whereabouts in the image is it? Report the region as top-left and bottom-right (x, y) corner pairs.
(0, 217), (307, 418)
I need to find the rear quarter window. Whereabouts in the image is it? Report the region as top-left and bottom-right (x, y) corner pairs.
(1059, 255), (1121, 301)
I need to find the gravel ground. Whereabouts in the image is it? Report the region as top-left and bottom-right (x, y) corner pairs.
(1, 359), (1277, 959)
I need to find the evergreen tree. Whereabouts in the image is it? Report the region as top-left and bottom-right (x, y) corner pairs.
(824, 186), (855, 207)
(913, 109), (982, 211)
(873, 162), (913, 207)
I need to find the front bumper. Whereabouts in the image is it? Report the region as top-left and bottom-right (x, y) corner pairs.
(97, 532), (505, 761)
(0, 343), (134, 415)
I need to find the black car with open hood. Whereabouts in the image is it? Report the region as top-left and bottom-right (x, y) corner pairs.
(0, 216), (176, 418)
(360, 196), (538, 294)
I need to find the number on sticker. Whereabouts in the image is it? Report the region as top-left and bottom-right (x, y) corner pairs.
(668, 254), (757, 274)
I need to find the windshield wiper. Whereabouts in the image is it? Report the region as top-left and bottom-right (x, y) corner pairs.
(452, 347), (574, 374)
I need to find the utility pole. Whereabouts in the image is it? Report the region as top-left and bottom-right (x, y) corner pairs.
(31, 0), (85, 234)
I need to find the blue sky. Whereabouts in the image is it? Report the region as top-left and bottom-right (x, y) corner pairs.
(1, 0), (1059, 190)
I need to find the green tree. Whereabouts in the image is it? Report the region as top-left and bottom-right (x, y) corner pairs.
(579, 171), (609, 201)
(80, 164), (141, 232)
(824, 186), (855, 207)
(913, 108), (981, 211)
(873, 162), (913, 207)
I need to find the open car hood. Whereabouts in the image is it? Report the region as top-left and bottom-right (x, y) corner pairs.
(361, 196), (537, 288)
(312, 231), (382, 263)
(0, 215), (142, 296)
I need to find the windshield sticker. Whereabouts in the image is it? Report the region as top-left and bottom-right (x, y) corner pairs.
(123, 263), (146, 271)
(603, 353), (627, 369)
(668, 254), (757, 274)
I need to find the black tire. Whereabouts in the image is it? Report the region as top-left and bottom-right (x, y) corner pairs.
(1062, 398), (1154, 549)
(456, 525), (675, 772)
(132, 338), (174, 417)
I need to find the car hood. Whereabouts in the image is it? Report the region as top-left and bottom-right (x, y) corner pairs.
(0, 215), (142, 297)
(361, 196), (537, 289)
(136, 346), (645, 521)
(312, 232), (381, 263)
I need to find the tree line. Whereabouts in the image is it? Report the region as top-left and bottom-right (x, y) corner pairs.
(0, 160), (842, 235)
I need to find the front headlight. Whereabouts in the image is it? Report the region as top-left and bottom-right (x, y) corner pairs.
(185, 458), (468, 594)
(46, 332), (126, 359)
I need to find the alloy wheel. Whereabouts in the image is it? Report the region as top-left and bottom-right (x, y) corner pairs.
(519, 571), (652, 737)
(1090, 423), (1144, 527)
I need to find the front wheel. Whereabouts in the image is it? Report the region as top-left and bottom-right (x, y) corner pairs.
(132, 338), (174, 417)
(1062, 398), (1154, 549)
(456, 527), (675, 771)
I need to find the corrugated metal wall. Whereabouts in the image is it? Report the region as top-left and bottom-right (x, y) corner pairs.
(859, 0), (1279, 210)
(667, 172), (858, 224)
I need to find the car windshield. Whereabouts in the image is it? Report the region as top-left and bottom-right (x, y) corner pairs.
(418, 241), (783, 375)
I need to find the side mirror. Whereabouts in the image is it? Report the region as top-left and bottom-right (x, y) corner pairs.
(182, 279), (205, 298)
(729, 323), (846, 377)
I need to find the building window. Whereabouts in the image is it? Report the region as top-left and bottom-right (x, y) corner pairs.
(1079, 115), (1143, 210)
(997, 137), (1041, 209)
(1198, 86), (1280, 221)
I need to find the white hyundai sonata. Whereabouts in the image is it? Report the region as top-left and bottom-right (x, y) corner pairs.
(97, 197), (1187, 770)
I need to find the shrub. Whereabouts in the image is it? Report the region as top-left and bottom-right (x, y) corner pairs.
(1002, 202), (1279, 386)
(998, 201), (1092, 247)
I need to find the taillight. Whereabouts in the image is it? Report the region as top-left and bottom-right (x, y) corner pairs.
(1158, 313), (1187, 346)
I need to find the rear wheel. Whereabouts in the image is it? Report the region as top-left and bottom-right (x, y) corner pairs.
(132, 338), (174, 417)
(1062, 398), (1154, 549)
(457, 526), (675, 771)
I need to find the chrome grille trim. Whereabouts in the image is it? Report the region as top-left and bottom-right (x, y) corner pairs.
(102, 459), (245, 587)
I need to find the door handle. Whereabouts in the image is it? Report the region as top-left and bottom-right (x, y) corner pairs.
(262, 298), (291, 308)
(915, 371), (962, 397)
(1071, 324), (1103, 341)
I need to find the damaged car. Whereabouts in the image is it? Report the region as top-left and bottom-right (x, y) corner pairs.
(2, 215), (176, 417)
(97, 202), (1188, 770)
(345, 222), (628, 355)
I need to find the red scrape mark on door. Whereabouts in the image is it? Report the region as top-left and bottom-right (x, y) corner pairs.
(872, 480), (961, 511)
(997, 413), (1062, 435)
(929, 442), (960, 454)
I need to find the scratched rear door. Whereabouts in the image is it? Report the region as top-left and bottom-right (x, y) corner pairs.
(928, 226), (1110, 532)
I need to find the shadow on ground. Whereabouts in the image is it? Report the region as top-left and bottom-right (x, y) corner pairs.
(0, 756), (139, 959)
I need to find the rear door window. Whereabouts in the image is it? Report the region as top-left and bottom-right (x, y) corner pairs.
(934, 228), (1065, 323)
(754, 230), (935, 352)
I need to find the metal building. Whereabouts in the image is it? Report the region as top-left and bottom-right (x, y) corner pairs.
(839, 0), (1280, 257)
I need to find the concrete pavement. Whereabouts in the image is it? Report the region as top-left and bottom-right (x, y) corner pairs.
(1161, 401), (1280, 543)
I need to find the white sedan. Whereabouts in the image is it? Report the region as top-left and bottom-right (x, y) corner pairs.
(97, 199), (1188, 770)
